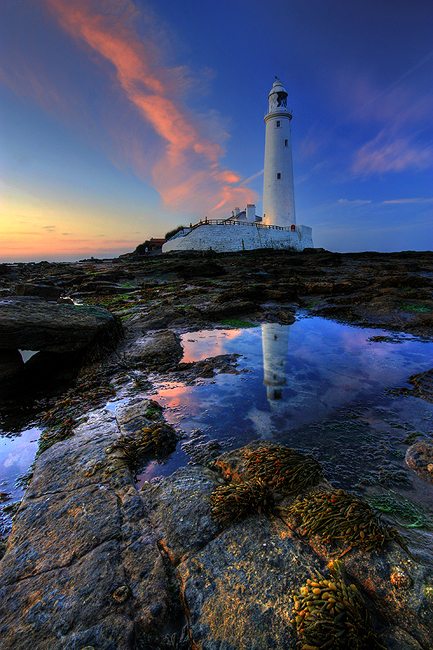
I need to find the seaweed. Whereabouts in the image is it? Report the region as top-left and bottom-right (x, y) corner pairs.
(288, 488), (408, 553)
(106, 423), (178, 464)
(244, 446), (324, 495)
(210, 479), (275, 523)
(292, 565), (386, 650)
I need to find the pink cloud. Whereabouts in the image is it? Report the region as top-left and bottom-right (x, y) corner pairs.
(36, 0), (257, 216)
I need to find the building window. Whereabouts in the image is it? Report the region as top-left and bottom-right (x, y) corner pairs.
(276, 120), (280, 127)
(285, 139), (288, 146)
(276, 173), (281, 179)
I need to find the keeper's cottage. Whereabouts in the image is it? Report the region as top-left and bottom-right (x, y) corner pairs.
(162, 79), (313, 253)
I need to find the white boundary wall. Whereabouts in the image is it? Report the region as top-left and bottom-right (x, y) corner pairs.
(162, 223), (313, 253)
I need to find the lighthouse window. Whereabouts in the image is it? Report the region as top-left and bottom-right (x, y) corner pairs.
(276, 173), (281, 179)
(285, 139), (288, 146)
(276, 120), (281, 127)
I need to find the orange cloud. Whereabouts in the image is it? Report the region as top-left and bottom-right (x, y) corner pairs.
(40, 0), (257, 216)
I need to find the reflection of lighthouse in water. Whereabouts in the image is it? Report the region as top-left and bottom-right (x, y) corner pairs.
(262, 323), (291, 402)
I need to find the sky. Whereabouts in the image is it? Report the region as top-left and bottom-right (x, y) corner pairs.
(0, 0), (432, 262)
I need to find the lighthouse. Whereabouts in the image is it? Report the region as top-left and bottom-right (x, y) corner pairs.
(162, 78), (313, 253)
(262, 79), (296, 227)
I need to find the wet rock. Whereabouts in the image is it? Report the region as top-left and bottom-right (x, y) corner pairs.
(216, 285), (266, 303)
(406, 440), (433, 484)
(115, 399), (164, 434)
(15, 283), (62, 301)
(172, 260), (226, 280)
(0, 408), (172, 649)
(0, 348), (24, 380)
(407, 368), (433, 403)
(125, 305), (204, 331)
(176, 353), (241, 380)
(212, 444), (433, 648)
(143, 466), (223, 564)
(199, 299), (258, 320)
(120, 330), (183, 369)
(0, 298), (122, 354)
(76, 279), (132, 294)
(178, 515), (318, 650)
(379, 625), (424, 649)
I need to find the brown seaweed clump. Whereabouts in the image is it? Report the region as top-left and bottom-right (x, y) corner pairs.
(288, 488), (407, 553)
(292, 570), (386, 650)
(106, 423), (178, 462)
(244, 445), (324, 495)
(210, 479), (275, 523)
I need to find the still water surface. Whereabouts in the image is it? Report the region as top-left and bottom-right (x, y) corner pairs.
(1, 317), (433, 517)
(139, 318), (433, 499)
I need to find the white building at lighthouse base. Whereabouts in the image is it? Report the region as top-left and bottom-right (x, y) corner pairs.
(162, 207), (313, 254)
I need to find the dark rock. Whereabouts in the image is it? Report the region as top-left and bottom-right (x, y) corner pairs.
(0, 298), (122, 355)
(125, 305), (204, 331)
(15, 283), (62, 301)
(200, 300), (258, 320)
(178, 515), (318, 650)
(0, 408), (172, 649)
(407, 368), (433, 403)
(0, 349), (24, 381)
(143, 465), (223, 563)
(406, 440), (433, 484)
(77, 280), (132, 294)
(172, 261), (226, 280)
(121, 330), (183, 369)
(176, 353), (241, 380)
(379, 626), (424, 649)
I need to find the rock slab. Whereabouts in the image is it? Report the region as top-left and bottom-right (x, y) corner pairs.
(0, 298), (122, 354)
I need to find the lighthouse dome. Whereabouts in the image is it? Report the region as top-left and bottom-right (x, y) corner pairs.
(267, 78), (289, 113)
(268, 79), (288, 97)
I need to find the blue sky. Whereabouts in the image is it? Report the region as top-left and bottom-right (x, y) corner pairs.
(0, 0), (432, 261)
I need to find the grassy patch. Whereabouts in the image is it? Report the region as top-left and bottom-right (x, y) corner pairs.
(400, 302), (431, 313)
(219, 318), (258, 328)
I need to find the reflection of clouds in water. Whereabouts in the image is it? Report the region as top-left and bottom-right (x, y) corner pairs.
(246, 407), (274, 440)
(180, 329), (245, 363)
(0, 428), (39, 497)
(4, 446), (35, 470)
(154, 319), (433, 441)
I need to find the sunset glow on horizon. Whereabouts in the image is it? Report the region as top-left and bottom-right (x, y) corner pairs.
(1, 0), (432, 261)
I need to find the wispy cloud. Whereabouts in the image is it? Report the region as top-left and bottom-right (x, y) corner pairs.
(16, 0), (256, 216)
(382, 198), (433, 204)
(337, 199), (371, 205)
(355, 50), (433, 113)
(352, 131), (433, 176)
(333, 62), (433, 178)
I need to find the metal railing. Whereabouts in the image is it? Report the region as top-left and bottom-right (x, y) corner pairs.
(189, 219), (299, 233)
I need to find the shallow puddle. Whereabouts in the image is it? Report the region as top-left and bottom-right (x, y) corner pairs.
(139, 317), (433, 524)
(1, 316), (433, 540)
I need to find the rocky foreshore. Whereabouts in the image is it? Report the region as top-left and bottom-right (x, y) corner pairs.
(0, 249), (433, 649)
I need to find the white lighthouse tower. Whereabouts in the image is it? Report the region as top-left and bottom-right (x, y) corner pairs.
(262, 79), (296, 227)
(162, 77), (313, 254)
